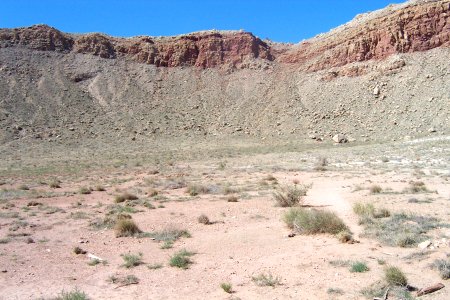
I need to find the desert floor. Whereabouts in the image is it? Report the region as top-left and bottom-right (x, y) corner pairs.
(0, 136), (449, 299)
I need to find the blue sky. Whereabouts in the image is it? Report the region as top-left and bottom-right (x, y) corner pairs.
(2, 0), (404, 43)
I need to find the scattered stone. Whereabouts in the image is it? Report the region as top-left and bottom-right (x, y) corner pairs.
(332, 134), (348, 143)
(428, 127), (436, 133)
(418, 240), (431, 250)
(373, 86), (380, 96)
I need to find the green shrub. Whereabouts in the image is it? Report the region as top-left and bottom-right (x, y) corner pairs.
(220, 282), (233, 293)
(56, 288), (88, 300)
(284, 208), (348, 235)
(385, 266), (408, 286)
(169, 249), (195, 269)
(350, 261), (369, 273)
(121, 253), (143, 268)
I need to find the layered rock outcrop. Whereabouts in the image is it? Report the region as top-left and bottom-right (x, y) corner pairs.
(0, 0), (448, 71)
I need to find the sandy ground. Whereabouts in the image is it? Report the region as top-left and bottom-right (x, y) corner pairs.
(0, 138), (449, 300)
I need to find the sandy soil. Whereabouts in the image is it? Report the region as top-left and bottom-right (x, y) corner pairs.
(0, 138), (449, 300)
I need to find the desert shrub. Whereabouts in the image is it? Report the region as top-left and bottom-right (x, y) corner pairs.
(49, 180), (61, 189)
(220, 282), (233, 293)
(121, 253), (143, 268)
(73, 246), (86, 255)
(374, 208), (391, 218)
(160, 241), (173, 249)
(18, 184), (29, 190)
(361, 212), (444, 247)
(186, 184), (210, 196)
(227, 195), (239, 202)
(147, 263), (163, 270)
(337, 230), (354, 243)
(94, 185), (106, 192)
(273, 185), (309, 207)
(198, 214), (210, 225)
(285, 208), (348, 235)
(169, 249), (195, 269)
(252, 273), (281, 287)
(55, 288), (88, 300)
(148, 226), (191, 244)
(350, 261), (369, 273)
(78, 187), (91, 195)
(432, 259), (450, 279)
(314, 157), (328, 171)
(148, 189), (158, 197)
(327, 288), (344, 295)
(114, 218), (142, 237)
(369, 185), (382, 194)
(384, 266), (407, 286)
(403, 181), (431, 193)
(353, 202), (375, 217)
(114, 192), (138, 203)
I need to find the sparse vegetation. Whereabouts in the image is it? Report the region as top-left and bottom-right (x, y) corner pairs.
(55, 288), (88, 300)
(384, 266), (408, 286)
(148, 226), (191, 243)
(337, 230), (354, 243)
(314, 157), (328, 171)
(369, 185), (382, 194)
(252, 273), (282, 287)
(121, 253), (143, 268)
(197, 214), (210, 225)
(327, 288), (344, 295)
(114, 192), (138, 203)
(361, 211), (444, 247)
(432, 259), (450, 279)
(350, 261), (369, 273)
(186, 184), (210, 196)
(227, 195), (238, 202)
(284, 208), (348, 235)
(273, 184), (309, 207)
(220, 282), (233, 293)
(147, 263), (163, 270)
(114, 217), (142, 237)
(78, 187), (91, 194)
(403, 181), (432, 194)
(169, 249), (195, 269)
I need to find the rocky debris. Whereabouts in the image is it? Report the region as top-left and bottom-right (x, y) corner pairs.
(333, 134), (348, 143)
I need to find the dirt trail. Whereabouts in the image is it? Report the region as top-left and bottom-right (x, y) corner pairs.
(306, 177), (360, 234)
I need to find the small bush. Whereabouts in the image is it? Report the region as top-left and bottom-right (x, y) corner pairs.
(350, 261), (369, 273)
(94, 185), (106, 192)
(432, 259), (450, 279)
(337, 231), (353, 243)
(285, 208), (348, 235)
(114, 218), (142, 237)
(169, 249), (195, 269)
(403, 181), (430, 193)
(73, 246), (86, 255)
(148, 226), (191, 243)
(114, 192), (138, 203)
(56, 288), (88, 300)
(160, 241), (173, 249)
(385, 266), (408, 286)
(353, 202), (375, 217)
(227, 195), (239, 202)
(79, 187), (91, 195)
(220, 282), (233, 293)
(186, 184), (210, 196)
(198, 214), (210, 225)
(121, 253), (143, 268)
(314, 157), (328, 171)
(252, 273), (281, 287)
(147, 263), (163, 270)
(273, 185), (309, 207)
(369, 185), (382, 194)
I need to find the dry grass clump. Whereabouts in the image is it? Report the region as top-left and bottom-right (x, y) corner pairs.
(252, 273), (282, 287)
(220, 282), (233, 293)
(284, 208), (348, 235)
(273, 184), (309, 207)
(384, 266), (408, 286)
(79, 187), (92, 194)
(403, 181), (431, 193)
(48, 179), (61, 189)
(227, 195), (239, 202)
(114, 217), (142, 237)
(148, 226), (191, 243)
(336, 230), (354, 243)
(353, 202), (390, 222)
(114, 192), (138, 203)
(369, 185), (382, 194)
(186, 184), (210, 196)
(121, 253), (143, 268)
(197, 214), (210, 225)
(432, 259), (450, 279)
(314, 157), (328, 171)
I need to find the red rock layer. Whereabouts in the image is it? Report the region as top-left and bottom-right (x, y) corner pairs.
(279, 0), (450, 71)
